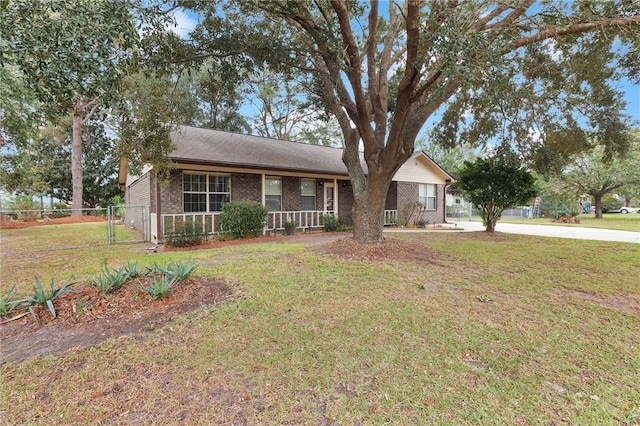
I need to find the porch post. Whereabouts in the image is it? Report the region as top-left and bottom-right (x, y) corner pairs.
(333, 179), (339, 216)
(155, 172), (162, 241)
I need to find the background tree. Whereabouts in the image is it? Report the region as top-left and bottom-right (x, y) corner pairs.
(1, 0), (138, 215)
(173, 1), (639, 243)
(457, 151), (538, 232)
(186, 60), (252, 133)
(39, 121), (122, 208)
(417, 136), (477, 175)
(560, 138), (640, 219)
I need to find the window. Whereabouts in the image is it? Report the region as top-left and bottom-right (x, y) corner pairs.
(300, 179), (316, 210)
(265, 176), (282, 211)
(183, 173), (230, 213)
(419, 183), (437, 210)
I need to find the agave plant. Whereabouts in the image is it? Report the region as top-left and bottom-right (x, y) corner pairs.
(144, 273), (179, 300)
(164, 260), (198, 282)
(0, 284), (22, 317)
(145, 260), (197, 283)
(92, 263), (129, 294)
(29, 276), (73, 318)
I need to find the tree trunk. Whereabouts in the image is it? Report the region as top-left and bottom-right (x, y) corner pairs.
(351, 172), (392, 244)
(593, 194), (603, 219)
(71, 110), (84, 216)
(482, 205), (499, 232)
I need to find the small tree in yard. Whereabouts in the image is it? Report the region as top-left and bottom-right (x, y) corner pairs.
(560, 137), (640, 219)
(457, 153), (538, 232)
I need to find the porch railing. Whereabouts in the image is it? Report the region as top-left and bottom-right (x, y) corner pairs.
(158, 209), (399, 241)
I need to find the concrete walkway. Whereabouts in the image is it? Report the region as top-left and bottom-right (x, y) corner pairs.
(387, 221), (640, 244)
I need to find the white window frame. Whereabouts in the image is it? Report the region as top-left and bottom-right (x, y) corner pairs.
(183, 172), (230, 213)
(419, 183), (437, 210)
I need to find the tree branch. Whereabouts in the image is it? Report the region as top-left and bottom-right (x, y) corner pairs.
(509, 16), (640, 51)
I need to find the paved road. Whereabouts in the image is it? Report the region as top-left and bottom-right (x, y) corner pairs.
(447, 221), (640, 244)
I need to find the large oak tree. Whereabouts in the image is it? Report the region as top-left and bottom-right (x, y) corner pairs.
(174, 1), (639, 243)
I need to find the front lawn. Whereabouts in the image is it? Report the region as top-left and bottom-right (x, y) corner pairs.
(1, 225), (639, 424)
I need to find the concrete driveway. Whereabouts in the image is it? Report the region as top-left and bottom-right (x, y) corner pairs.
(449, 221), (640, 244)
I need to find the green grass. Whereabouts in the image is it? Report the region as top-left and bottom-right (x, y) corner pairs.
(496, 213), (640, 232)
(1, 224), (639, 424)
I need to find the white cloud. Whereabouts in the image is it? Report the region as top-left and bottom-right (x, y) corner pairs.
(170, 9), (198, 39)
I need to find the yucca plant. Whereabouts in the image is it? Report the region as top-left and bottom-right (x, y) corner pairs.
(121, 260), (142, 279)
(145, 260), (198, 283)
(29, 276), (73, 318)
(144, 273), (179, 300)
(164, 260), (198, 282)
(0, 284), (22, 317)
(92, 264), (130, 294)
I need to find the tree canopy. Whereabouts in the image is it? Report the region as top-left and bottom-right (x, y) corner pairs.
(1, 0), (138, 214)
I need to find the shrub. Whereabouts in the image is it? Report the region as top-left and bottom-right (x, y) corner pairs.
(220, 201), (268, 239)
(6, 195), (40, 220)
(320, 213), (340, 232)
(49, 203), (72, 218)
(602, 194), (623, 212)
(164, 220), (206, 247)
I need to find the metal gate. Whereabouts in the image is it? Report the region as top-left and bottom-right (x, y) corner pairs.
(107, 205), (150, 244)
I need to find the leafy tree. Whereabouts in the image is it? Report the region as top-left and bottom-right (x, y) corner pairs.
(146, 2), (640, 242)
(251, 72), (339, 143)
(186, 60), (252, 133)
(417, 136), (477, 176)
(560, 138), (640, 219)
(40, 122), (122, 208)
(0, 66), (43, 149)
(1, 0), (138, 215)
(457, 152), (538, 232)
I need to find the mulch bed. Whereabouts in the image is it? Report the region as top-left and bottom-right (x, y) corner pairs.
(0, 216), (106, 229)
(0, 277), (231, 364)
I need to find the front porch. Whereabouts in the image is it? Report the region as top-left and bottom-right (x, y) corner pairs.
(151, 210), (399, 242)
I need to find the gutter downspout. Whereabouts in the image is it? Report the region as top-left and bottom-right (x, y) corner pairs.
(155, 173), (162, 243)
(443, 179), (452, 224)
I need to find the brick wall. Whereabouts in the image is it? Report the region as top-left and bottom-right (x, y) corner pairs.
(159, 170), (183, 215)
(282, 176), (300, 211)
(396, 181), (445, 225)
(231, 173), (261, 203)
(397, 181), (418, 225)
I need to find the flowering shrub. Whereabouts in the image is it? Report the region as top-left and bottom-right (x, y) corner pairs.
(164, 220), (206, 247)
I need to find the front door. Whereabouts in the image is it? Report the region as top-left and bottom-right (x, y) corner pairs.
(324, 184), (335, 213)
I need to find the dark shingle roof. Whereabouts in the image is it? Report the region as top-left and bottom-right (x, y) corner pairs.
(170, 126), (351, 176)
